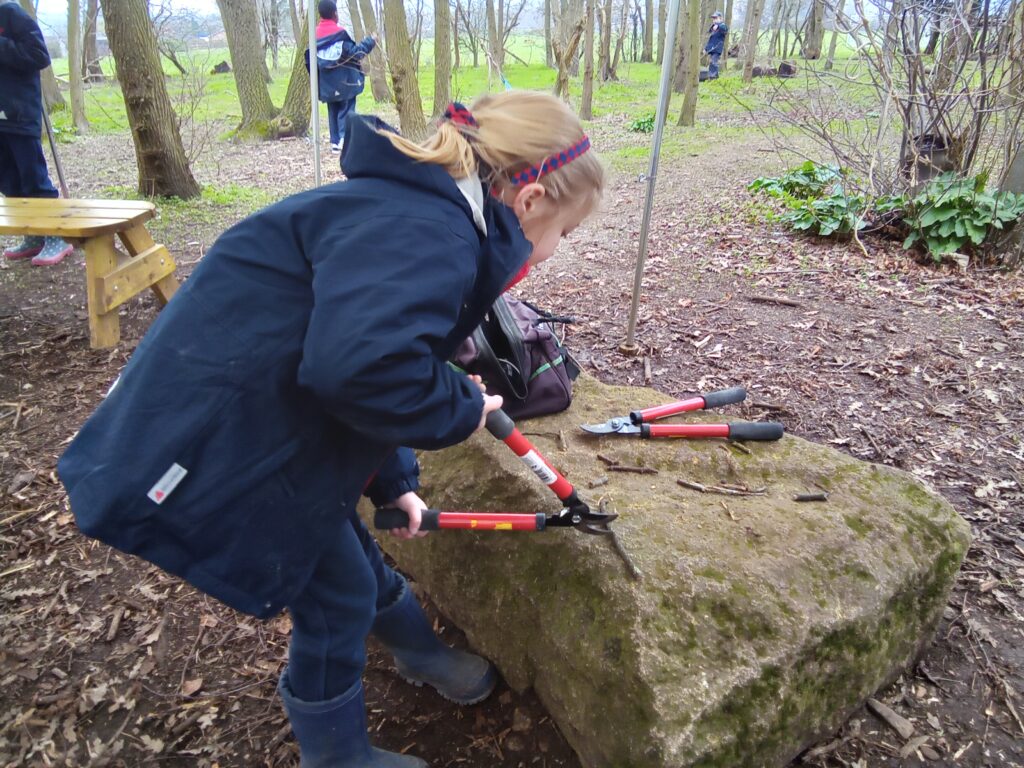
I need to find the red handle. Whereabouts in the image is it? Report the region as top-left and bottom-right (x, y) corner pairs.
(436, 511), (546, 531)
(646, 423), (731, 438)
(634, 397), (706, 422)
(486, 410), (577, 503)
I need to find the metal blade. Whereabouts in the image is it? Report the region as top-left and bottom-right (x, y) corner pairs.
(579, 417), (640, 435)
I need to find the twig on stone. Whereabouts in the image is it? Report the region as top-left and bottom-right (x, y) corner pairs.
(866, 698), (915, 739)
(794, 492), (829, 502)
(676, 479), (765, 496)
(609, 465), (658, 475)
(606, 530), (642, 581)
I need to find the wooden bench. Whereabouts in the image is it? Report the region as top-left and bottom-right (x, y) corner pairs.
(0, 198), (179, 349)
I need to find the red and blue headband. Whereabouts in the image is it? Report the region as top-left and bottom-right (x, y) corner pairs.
(442, 102), (591, 187)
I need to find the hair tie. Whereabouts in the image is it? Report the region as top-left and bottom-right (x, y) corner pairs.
(509, 136), (591, 187)
(443, 102), (478, 129)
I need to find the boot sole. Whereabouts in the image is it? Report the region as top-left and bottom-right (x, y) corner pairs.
(400, 673), (497, 706)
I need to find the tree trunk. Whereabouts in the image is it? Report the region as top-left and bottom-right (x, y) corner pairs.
(924, 26), (940, 55)
(610, 0), (627, 74)
(742, 0), (767, 81)
(18, 0), (65, 112)
(581, 0), (595, 117)
(453, 10), (461, 68)
(382, 0), (427, 138)
(545, 0), (555, 66)
(768, 0), (784, 58)
(486, 0), (504, 75)
(657, 0), (667, 63)
(433, 0), (453, 116)
(803, 0), (825, 58)
(721, 0), (733, 69)
(100, 0), (200, 198)
(642, 0), (654, 60)
(68, 0), (89, 131)
(598, 0), (612, 79)
(678, 0), (700, 125)
(347, 0), (366, 36)
(266, 0), (281, 70)
(552, 0), (585, 100)
(274, 15), (310, 136)
(217, 0), (280, 136)
(824, 0), (845, 70)
(83, 0), (104, 82)
(359, 0), (394, 101)
(289, 0), (303, 43)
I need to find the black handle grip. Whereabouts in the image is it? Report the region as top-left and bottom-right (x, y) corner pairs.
(702, 386), (747, 409)
(485, 409), (515, 439)
(727, 422), (784, 441)
(374, 508), (441, 530)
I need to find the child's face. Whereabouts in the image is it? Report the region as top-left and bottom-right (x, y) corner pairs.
(509, 184), (589, 267)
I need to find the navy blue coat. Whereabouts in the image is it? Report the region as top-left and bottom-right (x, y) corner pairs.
(705, 22), (728, 55)
(57, 115), (532, 619)
(0, 1), (51, 137)
(305, 30), (376, 103)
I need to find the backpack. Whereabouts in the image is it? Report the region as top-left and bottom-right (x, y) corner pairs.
(450, 296), (580, 421)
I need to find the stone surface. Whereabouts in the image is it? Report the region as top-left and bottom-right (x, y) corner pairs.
(361, 375), (970, 768)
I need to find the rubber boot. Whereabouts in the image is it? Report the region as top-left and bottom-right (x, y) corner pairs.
(278, 668), (427, 768)
(372, 576), (497, 705)
(3, 235), (44, 261)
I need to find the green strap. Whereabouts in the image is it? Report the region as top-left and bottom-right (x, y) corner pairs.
(529, 355), (563, 381)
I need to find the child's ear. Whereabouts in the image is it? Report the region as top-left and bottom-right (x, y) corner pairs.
(512, 183), (548, 222)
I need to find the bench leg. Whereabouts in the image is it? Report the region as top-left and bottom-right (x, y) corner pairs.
(83, 235), (121, 348)
(118, 225), (179, 306)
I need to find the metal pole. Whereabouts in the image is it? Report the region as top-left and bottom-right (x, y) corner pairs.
(620, 0), (682, 354)
(308, 1), (321, 186)
(41, 110), (70, 198)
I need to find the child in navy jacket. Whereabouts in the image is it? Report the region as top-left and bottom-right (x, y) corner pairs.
(313, 0), (376, 151)
(58, 91), (604, 767)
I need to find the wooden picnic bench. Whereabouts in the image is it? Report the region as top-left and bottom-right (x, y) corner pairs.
(0, 198), (179, 349)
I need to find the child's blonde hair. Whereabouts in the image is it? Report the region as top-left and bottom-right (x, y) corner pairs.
(384, 91), (604, 216)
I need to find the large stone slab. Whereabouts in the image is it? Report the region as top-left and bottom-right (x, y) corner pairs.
(361, 375), (970, 767)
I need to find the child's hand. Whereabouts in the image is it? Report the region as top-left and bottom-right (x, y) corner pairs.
(477, 393), (504, 431)
(387, 491), (429, 539)
(468, 374), (486, 393)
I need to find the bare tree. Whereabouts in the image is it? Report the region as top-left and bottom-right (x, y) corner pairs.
(275, 14), (310, 136)
(216, 0), (280, 135)
(643, 0), (654, 59)
(358, 0), (393, 100)
(82, 0), (105, 82)
(68, 0), (89, 131)
(742, 0), (768, 81)
(657, 0), (667, 62)
(581, 0), (596, 117)
(288, 0), (303, 42)
(804, 0), (826, 57)
(722, 0), (734, 69)
(100, 0), (200, 198)
(258, 0), (282, 70)
(545, 0), (555, 65)
(824, 0), (846, 70)
(456, 0), (485, 66)
(677, 0), (700, 124)
(434, 0), (453, 115)
(552, 0), (586, 99)
(382, 0), (427, 137)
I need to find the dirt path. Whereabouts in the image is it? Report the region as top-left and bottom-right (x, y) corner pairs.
(2, 121), (1022, 767)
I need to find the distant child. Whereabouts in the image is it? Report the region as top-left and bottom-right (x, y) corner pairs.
(313, 0), (376, 152)
(58, 91), (604, 767)
(0, 0), (72, 266)
(704, 11), (729, 80)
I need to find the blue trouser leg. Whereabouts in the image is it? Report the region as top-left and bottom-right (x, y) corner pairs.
(335, 98), (356, 146)
(709, 53), (721, 78)
(326, 101), (342, 145)
(0, 133), (59, 198)
(286, 514), (385, 702)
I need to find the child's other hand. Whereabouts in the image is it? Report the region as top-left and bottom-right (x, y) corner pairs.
(477, 393), (504, 431)
(388, 491), (429, 539)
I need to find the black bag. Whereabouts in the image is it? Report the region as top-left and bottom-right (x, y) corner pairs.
(450, 295), (579, 420)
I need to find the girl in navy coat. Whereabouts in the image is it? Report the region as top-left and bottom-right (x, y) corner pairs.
(58, 91), (604, 767)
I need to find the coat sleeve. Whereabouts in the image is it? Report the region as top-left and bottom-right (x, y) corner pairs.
(364, 447), (420, 507)
(0, 8), (51, 72)
(341, 34), (376, 62)
(298, 214), (485, 451)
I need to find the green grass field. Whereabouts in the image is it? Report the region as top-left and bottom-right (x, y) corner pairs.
(44, 32), (868, 142)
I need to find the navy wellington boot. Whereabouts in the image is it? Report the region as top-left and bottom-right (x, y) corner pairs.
(372, 576), (497, 705)
(278, 669), (427, 767)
